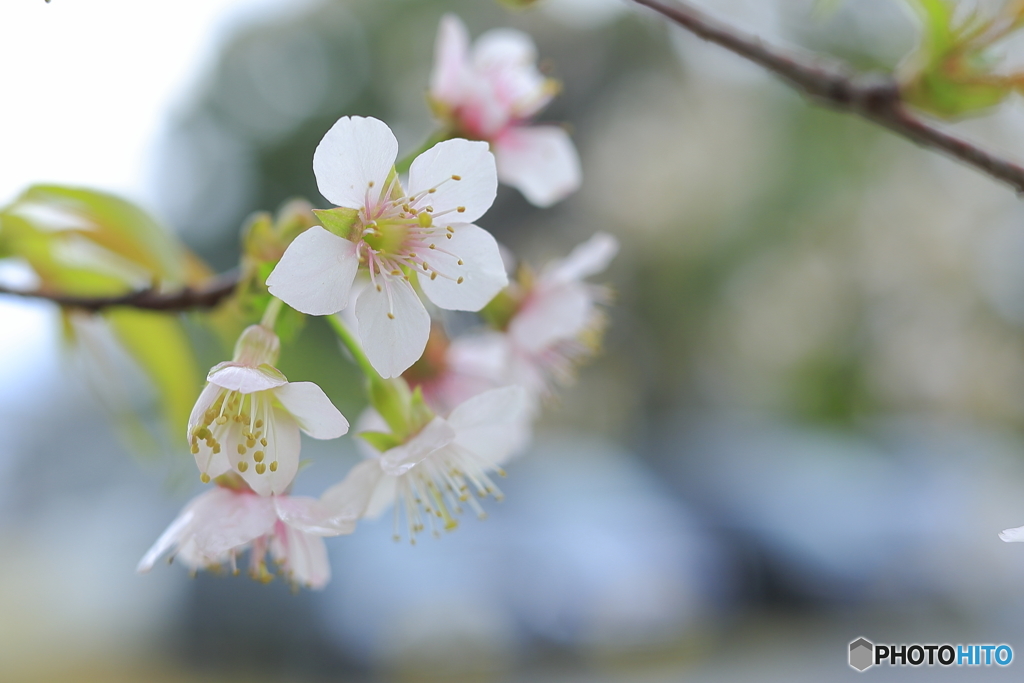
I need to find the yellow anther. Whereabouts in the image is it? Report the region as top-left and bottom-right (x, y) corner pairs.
(457, 277), (464, 284)
(237, 444), (246, 455)
(269, 461), (278, 472)
(238, 461), (248, 473)
(191, 445), (200, 455)
(368, 180), (375, 187)
(376, 284), (382, 292)
(428, 187), (436, 193)
(261, 438), (268, 447)
(212, 444), (221, 454)
(253, 450), (265, 463)
(429, 243), (436, 249)
(246, 438), (256, 448)
(255, 462), (267, 475)
(446, 234), (452, 240)
(387, 312), (395, 319)
(426, 206), (433, 212)
(255, 419), (263, 428)
(391, 269), (401, 276)
(457, 206), (465, 213)
(430, 272), (438, 280)
(200, 473), (211, 483)
(457, 259), (464, 265)
(215, 416), (228, 425)
(451, 174), (461, 181)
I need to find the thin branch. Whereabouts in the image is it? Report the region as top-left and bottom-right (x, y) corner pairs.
(0, 270), (240, 313)
(632, 0), (1024, 195)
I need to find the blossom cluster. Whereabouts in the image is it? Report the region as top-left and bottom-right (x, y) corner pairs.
(138, 15), (616, 590)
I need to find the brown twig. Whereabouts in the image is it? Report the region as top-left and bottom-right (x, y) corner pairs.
(632, 0), (1024, 195)
(0, 270), (240, 313)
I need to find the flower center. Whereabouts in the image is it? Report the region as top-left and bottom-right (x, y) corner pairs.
(191, 389), (280, 480)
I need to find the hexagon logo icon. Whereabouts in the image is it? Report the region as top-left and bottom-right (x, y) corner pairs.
(849, 637), (874, 671)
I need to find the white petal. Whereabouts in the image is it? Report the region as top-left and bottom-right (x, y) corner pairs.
(228, 405), (302, 496)
(273, 381), (349, 439)
(313, 116), (398, 209)
(193, 415), (237, 482)
(191, 490), (278, 557)
(430, 14), (469, 105)
(1000, 526), (1024, 542)
(546, 233), (619, 284)
(320, 458), (387, 520)
(408, 139), (497, 225)
(472, 29), (549, 117)
(354, 277), (431, 378)
(379, 417), (456, 476)
(448, 385), (532, 465)
(494, 126), (581, 208)
(187, 382), (223, 440)
(509, 282), (592, 353)
(362, 473), (398, 520)
(473, 28), (537, 69)
(419, 223), (507, 311)
(137, 507), (196, 572)
(208, 364), (288, 393)
(266, 226), (360, 316)
(271, 525), (331, 589)
(274, 495), (356, 537)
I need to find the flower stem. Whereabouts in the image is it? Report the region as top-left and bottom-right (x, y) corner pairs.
(260, 296), (284, 330)
(326, 314), (378, 381)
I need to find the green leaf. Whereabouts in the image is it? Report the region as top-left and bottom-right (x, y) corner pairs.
(357, 430), (404, 453)
(313, 207), (359, 237)
(15, 185), (197, 283)
(105, 308), (202, 437)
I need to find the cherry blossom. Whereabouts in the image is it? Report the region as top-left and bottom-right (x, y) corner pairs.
(189, 324), (349, 496)
(429, 14), (581, 207)
(137, 484), (359, 589)
(266, 116), (507, 378)
(404, 233), (618, 408)
(322, 385), (531, 541)
(502, 232), (619, 394)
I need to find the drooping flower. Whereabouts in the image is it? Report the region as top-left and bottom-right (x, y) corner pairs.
(137, 482), (361, 589)
(189, 324), (349, 496)
(321, 385), (532, 541)
(266, 116), (508, 379)
(429, 14), (581, 207)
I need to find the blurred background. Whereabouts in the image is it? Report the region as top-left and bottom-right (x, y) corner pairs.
(6, 0), (1024, 680)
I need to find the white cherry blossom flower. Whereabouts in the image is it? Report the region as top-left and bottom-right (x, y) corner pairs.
(429, 14), (581, 207)
(137, 484), (359, 589)
(189, 324), (349, 496)
(266, 116), (508, 378)
(503, 232), (619, 394)
(321, 385), (531, 541)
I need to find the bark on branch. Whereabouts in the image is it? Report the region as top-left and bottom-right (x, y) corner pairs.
(0, 270), (240, 313)
(632, 0), (1024, 195)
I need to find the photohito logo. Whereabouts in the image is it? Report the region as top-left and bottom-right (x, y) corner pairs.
(848, 637), (1013, 672)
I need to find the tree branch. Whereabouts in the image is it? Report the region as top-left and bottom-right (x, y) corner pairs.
(0, 270), (240, 313)
(632, 0), (1024, 195)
